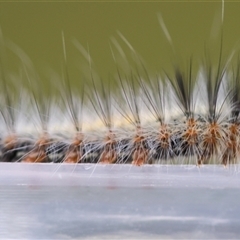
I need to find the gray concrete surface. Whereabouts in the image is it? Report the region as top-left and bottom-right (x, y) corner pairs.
(0, 164), (240, 239)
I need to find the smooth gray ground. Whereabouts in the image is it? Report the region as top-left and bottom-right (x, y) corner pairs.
(1, 164), (240, 239)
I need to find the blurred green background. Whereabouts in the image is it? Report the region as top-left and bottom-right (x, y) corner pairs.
(0, 1), (240, 85)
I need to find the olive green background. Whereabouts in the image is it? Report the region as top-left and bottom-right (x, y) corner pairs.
(0, 1), (240, 84)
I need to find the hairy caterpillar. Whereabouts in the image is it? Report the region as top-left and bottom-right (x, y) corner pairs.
(0, 52), (239, 167)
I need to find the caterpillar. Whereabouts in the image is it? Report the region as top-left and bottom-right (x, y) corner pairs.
(0, 50), (239, 167)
